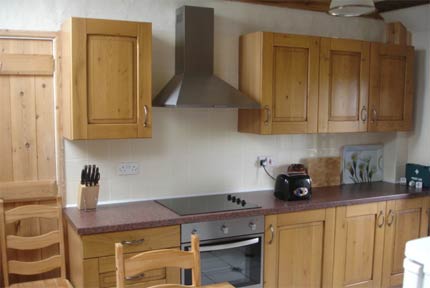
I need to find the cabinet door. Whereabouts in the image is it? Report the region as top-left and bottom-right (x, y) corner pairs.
(333, 202), (386, 287)
(269, 33), (320, 134)
(265, 208), (335, 288)
(382, 198), (429, 287)
(369, 43), (414, 132)
(319, 38), (370, 133)
(70, 18), (152, 139)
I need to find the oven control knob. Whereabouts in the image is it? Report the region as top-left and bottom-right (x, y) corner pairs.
(227, 194), (232, 201)
(191, 229), (198, 235)
(221, 225), (229, 235)
(236, 198), (241, 204)
(249, 222), (257, 231)
(231, 196), (236, 202)
(241, 200), (246, 206)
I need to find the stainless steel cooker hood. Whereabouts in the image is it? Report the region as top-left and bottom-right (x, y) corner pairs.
(153, 6), (260, 109)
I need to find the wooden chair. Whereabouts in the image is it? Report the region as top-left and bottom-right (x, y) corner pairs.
(0, 199), (72, 288)
(115, 234), (201, 288)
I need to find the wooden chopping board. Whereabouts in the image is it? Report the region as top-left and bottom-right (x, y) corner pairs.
(304, 157), (341, 188)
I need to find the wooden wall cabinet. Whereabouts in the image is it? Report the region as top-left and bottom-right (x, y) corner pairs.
(333, 198), (428, 288)
(67, 225), (180, 288)
(264, 208), (335, 288)
(238, 32), (414, 134)
(238, 32), (319, 134)
(318, 38), (370, 133)
(61, 18), (152, 140)
(369, 43), (414, 132)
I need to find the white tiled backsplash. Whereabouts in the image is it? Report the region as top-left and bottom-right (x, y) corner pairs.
(65, 108), (399, 205)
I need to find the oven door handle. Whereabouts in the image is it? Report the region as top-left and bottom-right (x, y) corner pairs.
(199, 237), (260, 252)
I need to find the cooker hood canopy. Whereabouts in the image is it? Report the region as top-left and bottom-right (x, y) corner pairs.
(153, 6), (260, 109)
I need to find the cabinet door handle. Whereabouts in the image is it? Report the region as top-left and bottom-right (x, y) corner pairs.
(268, 224), (275, 244)
(121, 238), (145, 246)
(361, 106), (367, 122)
(372, 107), (377, 122)
(377, 210), (385, 228)
(387, 209), (395, 226)
(264, 105), (271, 126)
(143, 105), (149, 127)
(126, 273), (145, 281)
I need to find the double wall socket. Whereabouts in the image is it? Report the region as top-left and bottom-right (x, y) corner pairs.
(117, 162), (140, 175)
(258, 156), (274, 167)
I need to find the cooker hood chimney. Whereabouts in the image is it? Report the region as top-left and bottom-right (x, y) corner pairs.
(153, 6), (260, 108)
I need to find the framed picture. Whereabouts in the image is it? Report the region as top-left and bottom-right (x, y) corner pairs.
(342, 145), (383, 184)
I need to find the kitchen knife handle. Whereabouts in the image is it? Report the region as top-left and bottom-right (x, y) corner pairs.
(121, 239), (145, 246)
(268, 224), (275, 245)
(387, 209), (395, 227)
(143, 105), (149, 127)
(377, 210), (385, 228)
(361, 106), (367, 122)
(126, 273), (145, 281)
(264, 105), (271, 126)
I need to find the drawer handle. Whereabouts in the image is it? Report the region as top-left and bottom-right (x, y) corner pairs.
(121, 239), (144, 246)
(377, 210), (385, 228)
(143, 105), (149, 127)
(264, 105), (271, 126)
(387, 209), (395, 227)
(372, 107), (377, 122)
(269, 224), (275, 245)
(126, 273), (145, 281)
(361, 106), (367, 122)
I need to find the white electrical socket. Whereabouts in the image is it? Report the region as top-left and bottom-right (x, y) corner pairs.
(117, 162), (140, 176)
(257, 156), (274, 167)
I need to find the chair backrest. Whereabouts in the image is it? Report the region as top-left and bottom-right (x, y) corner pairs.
(115, 234), (201, 288)
(0, 198), (67, 287)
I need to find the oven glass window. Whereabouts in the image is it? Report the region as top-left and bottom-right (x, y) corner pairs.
(184, 237), (261, 287)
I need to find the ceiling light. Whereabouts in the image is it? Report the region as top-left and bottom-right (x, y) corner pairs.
(329, 0), (376, 17)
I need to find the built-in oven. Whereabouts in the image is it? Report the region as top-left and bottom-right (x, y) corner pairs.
(181, 216), (264, 288)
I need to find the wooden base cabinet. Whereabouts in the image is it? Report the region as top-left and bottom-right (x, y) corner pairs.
(61, 18), (152, 140)
(264, 208), (335, 288)
(333, 198), (429, 288)
(382, 198), (429, 287)
(67, 225), (180, 288)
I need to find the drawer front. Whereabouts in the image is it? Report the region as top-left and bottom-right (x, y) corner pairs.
(81, 225), (180, 258)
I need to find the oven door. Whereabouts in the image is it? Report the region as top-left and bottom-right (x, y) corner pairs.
(181, 234), (263, 288)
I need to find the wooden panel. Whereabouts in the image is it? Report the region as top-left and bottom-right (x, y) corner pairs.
(264, 208), (335, 288)
(5, 205), (58, 224)
(8, 277), (72, 288)
(0, 54), (54, 75)
(0, 39), (52, 55)
(99, 269), (166, 288)
(271, 33), (319, 134)
(87, 35), (137, 124)
(7, 230), (59, 250)
(63, 18), (152, 140)
(385, 22), (408, 46)
(378, 56), (406, 121)
(8, 255), (61, 275)
(319, 38), (369, 133)
(278, 222), (324, 287)
(238, 32), (271, 135)
(0, 76), (13, 181)
(0, 180), (57, 201)
(369, 43), (414, 131)
(81, 225), (180, 258)
(382, 198), (429, 287)
(9, 76), (38, 180)
(273, 46), (308, 122)
(333, 202), (386, 287)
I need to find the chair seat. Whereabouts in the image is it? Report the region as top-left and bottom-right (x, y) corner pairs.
(10, 278), (73, 288)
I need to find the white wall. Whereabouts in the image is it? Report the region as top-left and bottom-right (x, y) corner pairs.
(1, 0), (402, 205)
(382, 5), (430, 166)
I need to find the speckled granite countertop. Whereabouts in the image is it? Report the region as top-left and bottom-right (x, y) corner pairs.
(64, 182), (429, 235)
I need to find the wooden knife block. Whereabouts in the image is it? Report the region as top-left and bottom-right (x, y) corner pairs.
(77, 185), (99, 210)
